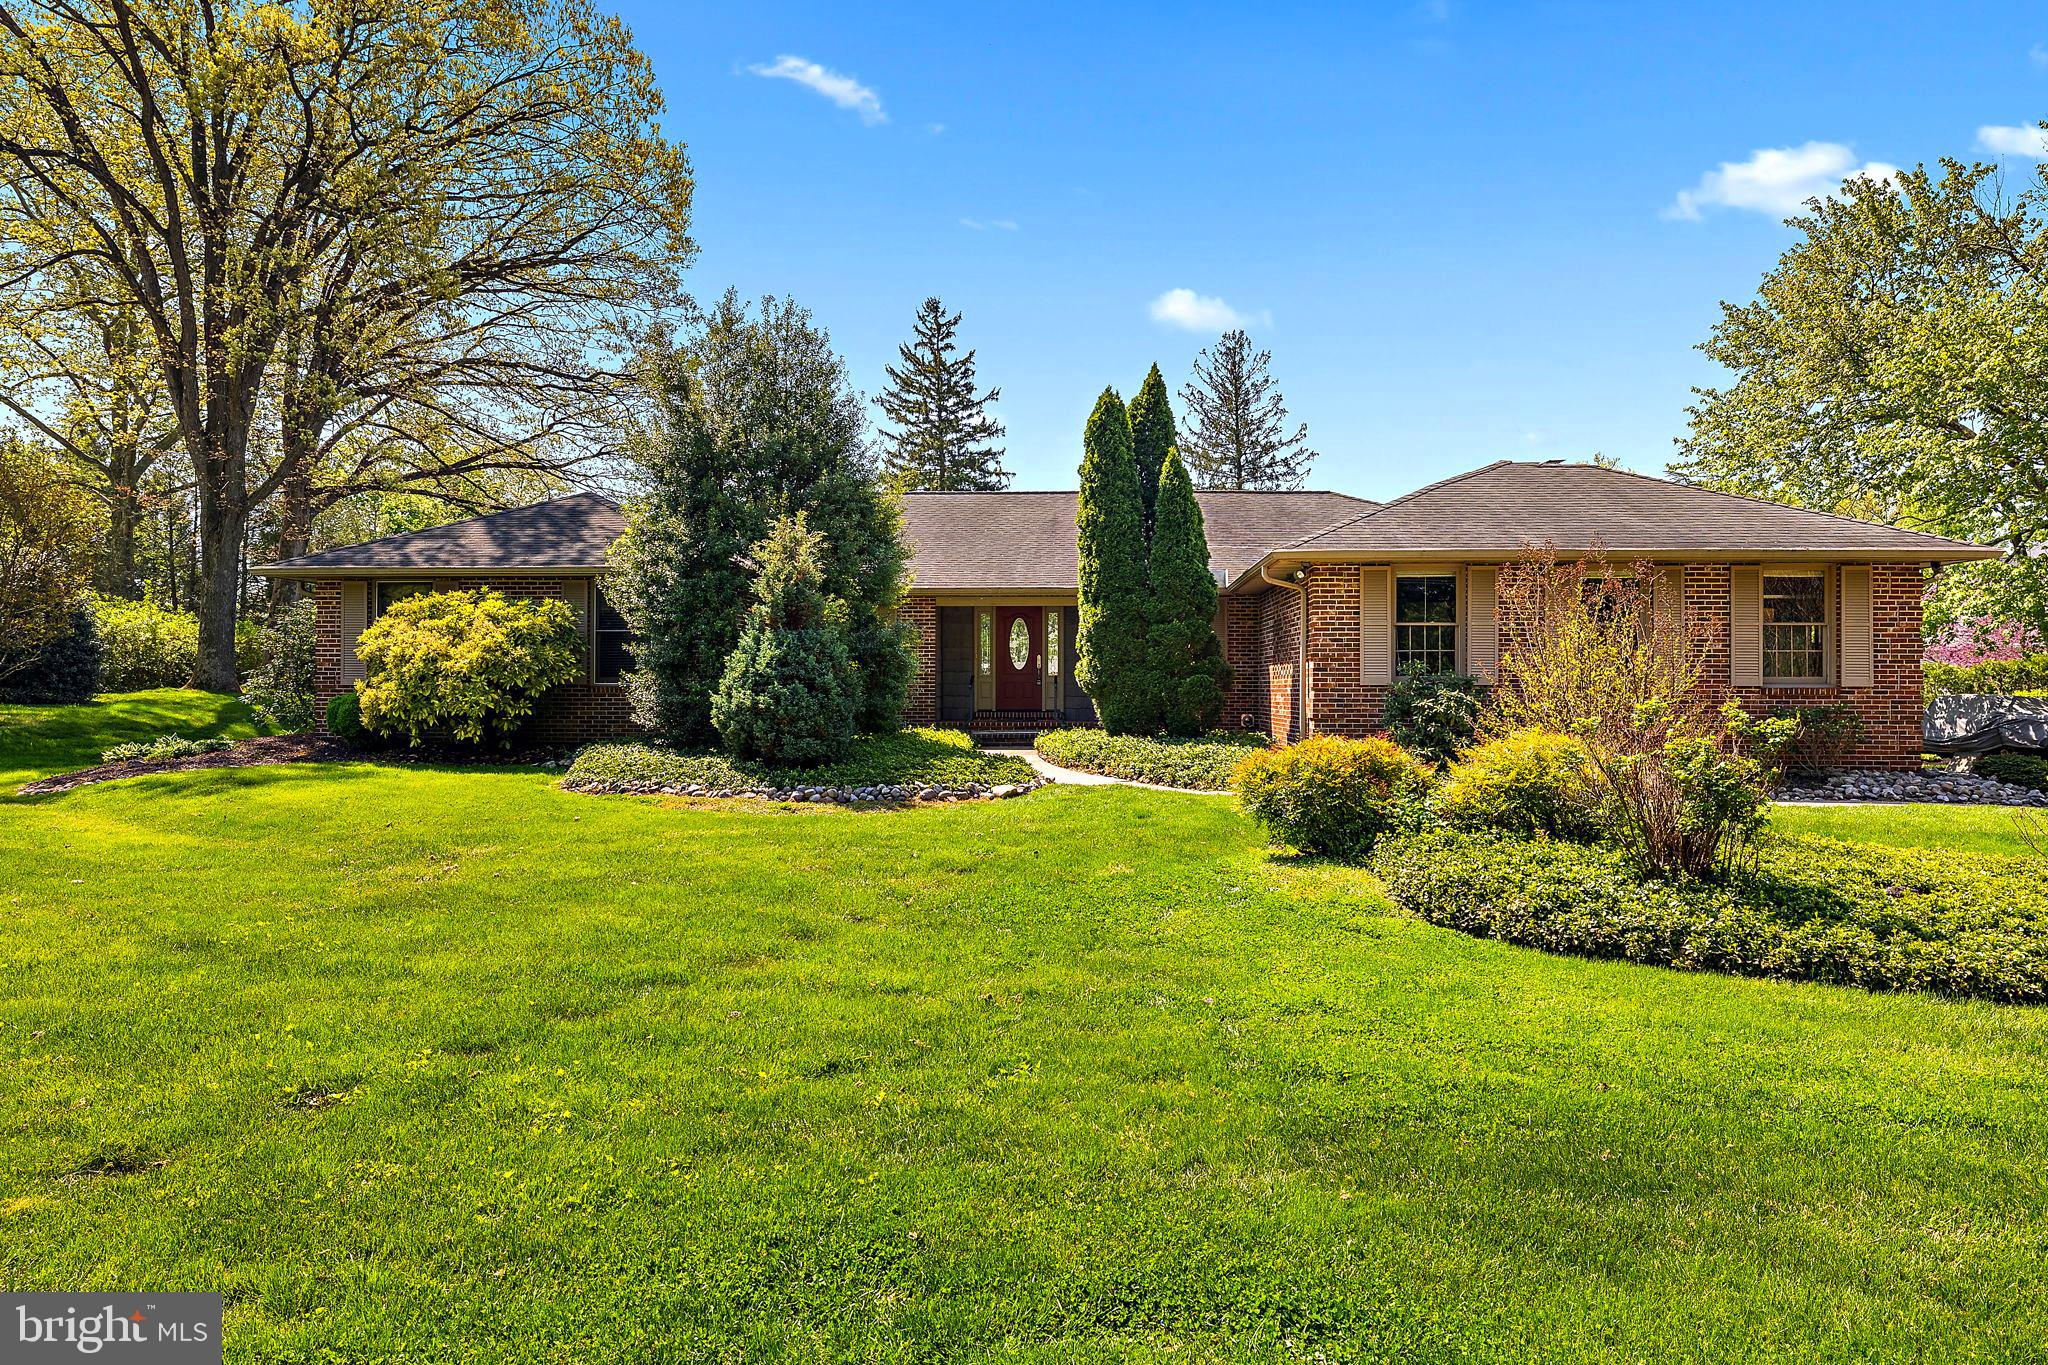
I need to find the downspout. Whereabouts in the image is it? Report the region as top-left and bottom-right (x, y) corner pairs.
(1260, 562), (1311, 740)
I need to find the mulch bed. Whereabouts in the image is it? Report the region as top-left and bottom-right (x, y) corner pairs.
(16, 735), (572, 796)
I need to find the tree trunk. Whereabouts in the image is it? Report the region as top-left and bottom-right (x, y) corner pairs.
(190, 498), (245, 691)
(97, 488), (140, 597)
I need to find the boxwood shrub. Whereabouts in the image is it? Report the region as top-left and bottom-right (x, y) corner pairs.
(1234, 735), (1433, 860)
(564, 727), (1034, 795)
(1033, 728), (1267, 791)
(1373, 827), (2048, 1002)
(1975, 753), (2048, 792)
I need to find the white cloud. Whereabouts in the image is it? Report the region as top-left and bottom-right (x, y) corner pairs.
(1148, 288), (1266, 331)
(959, 217), (1018, 231)
(2031, 43), (2048, 69)
(1664, 142), (1900, 221)
(746, 55), (885, 125)
(1979, 123), (2048, 156)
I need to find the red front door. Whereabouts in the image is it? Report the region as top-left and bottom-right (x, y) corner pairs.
(994, 607), (1043, 710)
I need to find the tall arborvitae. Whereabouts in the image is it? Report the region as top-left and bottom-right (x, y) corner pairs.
(1073, 388), (1152, 733)
(1145, 446), (1229, 736)
(1127, 363), (1176, 533)
(1178, 329), (1319, 490)
(875, 297), (1010, 490)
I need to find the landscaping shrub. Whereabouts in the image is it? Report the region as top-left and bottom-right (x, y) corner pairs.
(1436, 729), (1605, 841)
(100, 734), (236, 764)
(326, 692), (371, 748)
(1034, 728), (1266, 790)
(1374, 827), (2048, 1003)
(1765, 703), (1866, 774)
(711, 515), (858, 766)
(562, 728), (1034, 794)
(1925, 652), (2048, 700)
(1233, 734), (1431, 861)
(242, 599), (318, 730)
(1976, 753), (2048, 791)
(93, 595), (261, 690)
(0, 603), (102, 703)
(1381, 666), (1484, 764)
(355, 589), (581, 747)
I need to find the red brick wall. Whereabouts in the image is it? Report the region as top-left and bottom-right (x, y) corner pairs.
(1221, 592), (1269, 731)
(312, 575), (638, 746)
(1286, 559), (1932, 769)
(902, 594), (940, 725)
(1258, 582), (1304, 741)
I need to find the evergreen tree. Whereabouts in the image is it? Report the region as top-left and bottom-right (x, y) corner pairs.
(611, 291), (912, 745)
(1127, 363), (1176, 533)
(1178, 329), (1319, 490)
(711, 514), (857, 766)
(1145, 447), (1229, 736)
(875, 297), (1010, 490)
(1074, 388), (1153, 733)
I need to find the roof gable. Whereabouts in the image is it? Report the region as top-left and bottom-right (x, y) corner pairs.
(255, 493), (623, 575)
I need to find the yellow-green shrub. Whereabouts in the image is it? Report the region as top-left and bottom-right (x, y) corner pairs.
(1437, 729), (1606, 841)
(1232, 734), (1431, 861)
(355, 589), (580, 746)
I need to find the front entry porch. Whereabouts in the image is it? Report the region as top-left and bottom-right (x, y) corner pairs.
(931, 601), (1095, 737)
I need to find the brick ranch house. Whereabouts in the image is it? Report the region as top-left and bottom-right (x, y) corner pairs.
(255, 460), (1998, 767)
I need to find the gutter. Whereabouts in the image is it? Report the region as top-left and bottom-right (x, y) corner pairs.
(1260, 562), (1311, 739)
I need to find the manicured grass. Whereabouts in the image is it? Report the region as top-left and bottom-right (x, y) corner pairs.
(3, 703), (2046, 1359)
(563, 726), (1033, 794)
(1773, 800), (2043, 856)
(0, 688), (265, 789)
(1034, 727), (1267, 790)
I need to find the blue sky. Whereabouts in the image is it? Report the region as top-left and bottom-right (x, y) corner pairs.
(614, 0), (2048, 500)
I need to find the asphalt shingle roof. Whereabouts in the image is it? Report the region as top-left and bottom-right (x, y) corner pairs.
(255, 493), (624, 574)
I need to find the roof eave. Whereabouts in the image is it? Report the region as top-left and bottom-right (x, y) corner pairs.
(250, 562), (615, 580)
(1228, 542), (2003, 588)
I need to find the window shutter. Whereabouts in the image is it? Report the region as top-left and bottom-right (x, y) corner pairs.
(1466, 566), (1498, 682)
(561, 578), (592, 681)
(1729, 566), (1762, 687)
(340, 580), (369, 683)
(1360, 567), (1393, 686)
(1840, 566), (1873, 688)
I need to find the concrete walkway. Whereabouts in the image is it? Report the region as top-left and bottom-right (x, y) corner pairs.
(985, 748), (1233, 795)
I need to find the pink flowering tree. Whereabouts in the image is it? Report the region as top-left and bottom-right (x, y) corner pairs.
(1926, 615), (2041, 665)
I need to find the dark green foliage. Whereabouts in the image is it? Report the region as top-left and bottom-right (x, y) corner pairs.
(100, 734), (235, 764)
(1925, 653), (2048, 700)
(1127, 363), (1176, 531)
(875, 297), (1009, 491)
(612, 292), (912, 745)
(562, 727), (1034, 794)
(1380, 665), (1483, 763)
(1145, 448), (1229, 735)
(711, 516), (857, 767)
(1975, 753), (2048, 790)
(242, 599), (318, 730)
(1233, 735), (1433, 860)
(1074, 388), (1152, 733)
(0, 604), (101, 703)
(1766, 703), (1867, 774)
(1375, 828), (2048, 1003)
(326, 692), (370, 748)
(1033, 727), (1265, 790)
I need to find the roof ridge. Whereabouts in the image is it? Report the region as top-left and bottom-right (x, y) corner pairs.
(1596, 462), (1979, 546)
(1278, 460), (1512, 550)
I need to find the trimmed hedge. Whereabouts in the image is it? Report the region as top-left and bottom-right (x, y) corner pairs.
(1925, 653), (2048, 700)
(1234, 735), (1433, 860)
(565, 727), (1033, 795)
(1033, 728), (1267, 791)
(1374, 827), (2048, 1002)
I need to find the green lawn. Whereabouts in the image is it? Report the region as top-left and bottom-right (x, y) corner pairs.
(1773, 799), (2042, 856)
(3, 695), (2045, 1361)
(0, 687), (265, 789)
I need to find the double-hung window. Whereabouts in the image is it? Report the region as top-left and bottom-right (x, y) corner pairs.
(373, 581), (431, 618)
(592, 583), (637, 685)
(1763, 570), (1828, 683)
(1394, 573), (1458, 675)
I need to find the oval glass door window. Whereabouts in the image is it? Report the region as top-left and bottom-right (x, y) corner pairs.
(1009, 616), (1030, 670)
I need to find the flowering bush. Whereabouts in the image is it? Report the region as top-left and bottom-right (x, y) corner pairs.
(1233, 734), (1432, 861)
(1925, 615), (2040, 666)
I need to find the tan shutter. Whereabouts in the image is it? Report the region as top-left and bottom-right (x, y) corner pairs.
(1360, 567), (1393, 686)
(1730, 566), (1762, 687)
(340, 580), (369, 683)
(561, 578), (592, 681)
(1840, 566), (1873, 688)
(1466, 566), (1498, 682)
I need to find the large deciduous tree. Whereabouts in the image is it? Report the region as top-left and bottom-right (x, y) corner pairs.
(1178, 329), (1318, 490)
(874, 296), (1009, 491)
(610, 292), (910, 747)
(0, 0), (693, 687)
(1145, 445), (1227, 735)
(1074, 387), (1151, 733)
(1127, 362), (1175, 532)
(1676, 158), (2048, 632)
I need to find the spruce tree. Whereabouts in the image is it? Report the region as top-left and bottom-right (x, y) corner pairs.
(1127, 362), (1176, 533)
(1074, 387), (1152, 733)
(875, 297), (1010, 490)
(711, 514), (857, 766)
(1178, 329), (1319, 489)
(1146, 447), (1229, 736)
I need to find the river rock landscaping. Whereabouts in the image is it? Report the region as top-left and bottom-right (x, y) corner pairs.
(1778, 767), (2048, 806)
